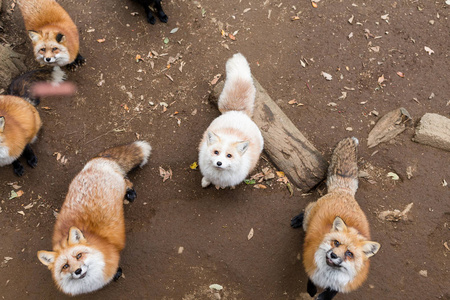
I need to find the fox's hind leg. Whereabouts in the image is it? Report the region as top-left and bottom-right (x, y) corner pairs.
(124, 177), (137, 202)
(67, 54), (86, 71)
(23, 144), (37, 168)
(307, 279), (317, 297)
(290, 212), (304, 229)
(12, 160), (24, 176)
(317, 288), (338, 300)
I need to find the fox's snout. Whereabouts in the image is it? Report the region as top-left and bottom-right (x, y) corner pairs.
(326, 249), (343, 267)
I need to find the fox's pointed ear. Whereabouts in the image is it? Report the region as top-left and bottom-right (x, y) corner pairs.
(236, 141), (250, 155)
(0, 116), (5, 133)
(28, 30), (42, 42)
(362, 241), (380, 258)
(56, 33), (65, 43)
(332, 216), (347, 232)
(68, 227), (86, 245)
(207, 131), (220, 146)
(37, 251), (56, 266)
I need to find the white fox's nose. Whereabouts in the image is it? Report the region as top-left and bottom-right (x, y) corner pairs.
(216, 161), (222, 166)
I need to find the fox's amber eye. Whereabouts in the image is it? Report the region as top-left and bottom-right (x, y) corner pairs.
(76, 253), (82, 260)
(214, 150), (219, 155)
(62, 263), (69, 270)
(227, 154), (232, 158)
(345, 250), (353, 258)
(334, 240), (340, 247)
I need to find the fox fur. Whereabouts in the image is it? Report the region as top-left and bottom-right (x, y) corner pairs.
(0, 95), (42, 176)
(18, 0), (84, 68)
(291, 137), (380, 300)
(37, 141), (152, 296)
(198, 53), (263, 188)
(8, 66), (66, 106)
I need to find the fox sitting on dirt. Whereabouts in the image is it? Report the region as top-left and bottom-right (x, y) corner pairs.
(291, 137), (380, 300)
(132, 0), (169, 24)
(0, 95), (42, 176)
(18, 0), (85, 69)
(37, 141), (151, 296)
(198, 53), (264, 189)
(8, 66), (67, 106)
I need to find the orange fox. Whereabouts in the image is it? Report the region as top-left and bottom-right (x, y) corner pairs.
(37, 141), (151, 296)
(291, 137), (380, 300)
(18, 0), (85, 68)
(0, 95), (42, 176)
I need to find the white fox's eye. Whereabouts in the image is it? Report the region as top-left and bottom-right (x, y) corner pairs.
(62, 263), (69, 270)
(76, 253), (82, 260)
(214, 150), (219, 155)
(227, 154), (232, 158)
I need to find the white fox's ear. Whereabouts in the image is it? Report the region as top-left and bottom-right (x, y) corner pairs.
(236, 141), (250, 155)
(68, 227), (86, 245)
(207, 131), (220, 146)
(28, 30), (42, 42)
(332, 216), (347, 232)
(37, 251), (56, 266)
(362, 241), (380, 258)
(0, 116), (5, 133)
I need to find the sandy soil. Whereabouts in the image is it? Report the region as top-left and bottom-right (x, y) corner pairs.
(0, 0), (449, 299)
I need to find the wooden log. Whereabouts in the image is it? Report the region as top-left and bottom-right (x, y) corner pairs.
(209, 79), (327, 191)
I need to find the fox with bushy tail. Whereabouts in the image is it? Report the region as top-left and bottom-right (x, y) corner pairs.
(18, 0), (85, 68)
(291, 137), (380, 300)
(38, 141), (151, 296)
(198, 53), (263, 189)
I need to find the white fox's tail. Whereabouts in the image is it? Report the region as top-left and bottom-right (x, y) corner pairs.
(96, 141), (152, 174)
(218, 53), (256, 117)
(327, 137), (359, 196)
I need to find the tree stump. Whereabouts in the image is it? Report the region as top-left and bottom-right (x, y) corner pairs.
(0, 44), (27, 90)
(209, 79), (327, 191)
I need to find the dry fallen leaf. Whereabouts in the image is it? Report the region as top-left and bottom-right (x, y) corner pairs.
(159, 167), (173, 182)
(190, 162), (198, 170)
(367, 107), (412, 148)
(228, 33), (236, 41)
(247, 228), (254, 240)
(396, 71), (405, 78)
(321, 71), (332, 81)
(378, 202), (413, 222)
(311, 1), (318, 8)
(288, 99), (298, 105)
(97, 38), (106, 43)
(210, 74), (221, 85)
(254, 184), (267, 189)
(378, 74), (385, 84)
(424, 46), (434, 55)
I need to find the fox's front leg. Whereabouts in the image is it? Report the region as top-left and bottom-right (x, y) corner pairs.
(124, 177), (137, 202)
(113, 267), (122, 281)
(307, 279), (317, 297)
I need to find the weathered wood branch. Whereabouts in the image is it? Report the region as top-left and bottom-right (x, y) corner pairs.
(209, 78), (327, 191)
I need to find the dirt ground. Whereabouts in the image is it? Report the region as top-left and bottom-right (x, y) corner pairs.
(0, 0), (449, 299)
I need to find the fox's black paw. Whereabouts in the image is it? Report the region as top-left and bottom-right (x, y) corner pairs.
(125, 188), (137, 202)
(147, 14), (156, 24)
(113, 267), (122, 281)
(317, 288), (338, 300)
(290, 212), (304, 228)
(158, 13), (168, 23)
(27, 155), (38, 168)
(13, 160), (24, 177)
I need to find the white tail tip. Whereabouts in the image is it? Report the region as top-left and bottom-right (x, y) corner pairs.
(134, 141), (152, 167)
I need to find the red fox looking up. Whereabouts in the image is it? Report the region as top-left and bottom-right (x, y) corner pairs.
(37, 141), (152, 296)
(18, 0), (85, 69)
(291, 137), (380, 300)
